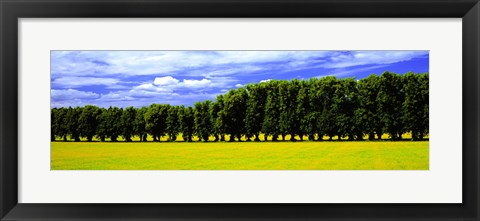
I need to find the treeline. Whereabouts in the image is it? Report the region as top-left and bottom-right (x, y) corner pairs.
(51, 72), (429, 142)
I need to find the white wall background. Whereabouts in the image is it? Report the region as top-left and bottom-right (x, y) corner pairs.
(19, 18), (462, 203)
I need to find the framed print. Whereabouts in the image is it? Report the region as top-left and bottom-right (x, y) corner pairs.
(1, 0), (479, 220)
(48, 50), (430, 170)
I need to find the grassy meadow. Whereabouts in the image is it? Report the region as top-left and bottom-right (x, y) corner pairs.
(51, 139), (429, 170)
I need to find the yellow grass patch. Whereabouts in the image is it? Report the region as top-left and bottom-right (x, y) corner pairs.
(51, 141), (428, 170)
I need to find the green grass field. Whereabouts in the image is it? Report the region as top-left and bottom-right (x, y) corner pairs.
(51, 141), (429, 170)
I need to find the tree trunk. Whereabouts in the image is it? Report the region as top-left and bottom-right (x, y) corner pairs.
(87, 135), (93, 142)
(63, 135), (67, 141)
(221, 134), (225, 141)
(356, 133), (364, 141)
(74, 135), (80, 142)
(348, 134), (354, 141)
(376, 131), (382, 140)
(272, 134), (278, 141)
(368, 133), (375, 140)
(290, 135), (296, 141)
(142, 134), (148, 142)
(229, 134), (235, 142)
(100, 136), (105, 142)
(390, 133), (397, 141)
(411, 131), (418, 141)
(254, 133), (260, 141)
(308, 134), (315, 141)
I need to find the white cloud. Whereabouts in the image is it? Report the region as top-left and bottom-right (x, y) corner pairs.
(235, 84), (243, 88)
(51, 100), (84, 108)
(134, 76), (222, 93)
(153, 76), (180, 86)
(51, 51), (332, 78)
(128, 90), (176, 98)
(98, 92), (134, 102)
(183, 79), (212, 88)
(52, 77), (120, 88)
(210, 51), (329, 65)
(51, 51), (427, 83)
(317, 64), (389, 78)
(323, 51), (428, 69)
(51, 89), (99, 100)
(105, 84), (130, 89)
(133, 83), (173, 93)
(260, 79), (272, 83)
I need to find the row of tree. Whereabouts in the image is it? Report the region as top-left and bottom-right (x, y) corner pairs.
(51, 72), (429, 142)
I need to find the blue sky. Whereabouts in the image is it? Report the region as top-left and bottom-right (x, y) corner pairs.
(51, 50), (429, 108)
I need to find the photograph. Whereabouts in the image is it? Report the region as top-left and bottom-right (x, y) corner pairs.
(3, 0), (477, 219)
(50, 50), (429, 170)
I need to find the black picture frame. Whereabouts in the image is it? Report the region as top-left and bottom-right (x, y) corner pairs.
(1, 0), (479, 220)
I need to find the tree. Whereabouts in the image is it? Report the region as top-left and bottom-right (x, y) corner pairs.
(50, 72), (429, 143)
(377, 72), (405, 140)
(96, 108), (108, 141)
(66, 107), (82, 141)
(305, 78), (324, 141)
(245, 83), (268, 141)
(51, 108), (69, 141)
(419, 73), (429, 140)
(278, 79), (301, 141)
(333, 78), (359, 140)
(403, 72), (429, 140)
(296, 78), (323, 141)
(210, 95), (225, 141)
(105, 107), (123, 141)
(51, 108), (57, 141)
(295, 80), (310, 140)
(78, 105), (101, 141)
(357, 74), (383, 140)
(166, 105), (181, 141)
(194, 100), (213, 142)
(262, 81), (281, 141)
(317, 77), (338, 140)
(144, 104), (169, 141)
(120, 106), (137, 142)
(278, 81), (289, 140)
(223, 88), (248, 141)
(134, 107), (148, 141)
(96, 107), (123, 142)
(179, 106), (195, 142)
